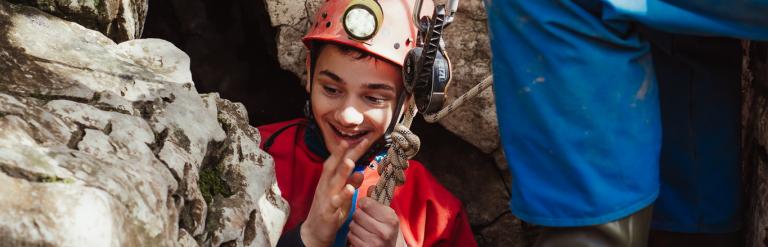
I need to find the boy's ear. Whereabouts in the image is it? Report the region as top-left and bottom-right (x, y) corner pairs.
(304, 77), (311, 93)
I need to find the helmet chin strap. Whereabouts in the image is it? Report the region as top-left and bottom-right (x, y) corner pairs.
(384, 91), (409, 147)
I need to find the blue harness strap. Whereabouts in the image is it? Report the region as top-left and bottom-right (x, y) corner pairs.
(332, 179), (360, 247)
(331, 153), (386, 246)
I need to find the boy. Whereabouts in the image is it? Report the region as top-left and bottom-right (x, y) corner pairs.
(259, 0), (476, 246)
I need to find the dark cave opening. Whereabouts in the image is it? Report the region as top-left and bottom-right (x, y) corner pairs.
(142, 0), (307, 126)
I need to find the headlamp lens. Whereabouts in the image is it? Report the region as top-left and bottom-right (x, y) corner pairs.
(344, 7), (377, 39)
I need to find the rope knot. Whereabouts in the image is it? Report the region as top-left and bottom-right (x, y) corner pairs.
(390, 124), (420, 159)
(372, 123), (421, 205)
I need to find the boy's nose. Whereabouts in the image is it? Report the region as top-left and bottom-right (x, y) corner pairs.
(337, 106), (364, 126)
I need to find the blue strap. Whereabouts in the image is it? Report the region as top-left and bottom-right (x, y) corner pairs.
(331, 166), (365, 247)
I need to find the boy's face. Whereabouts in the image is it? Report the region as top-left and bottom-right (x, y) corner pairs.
(309, 44), (404, 155)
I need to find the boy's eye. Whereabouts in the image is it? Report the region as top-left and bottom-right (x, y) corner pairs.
(365, 96), (386, 104)
(323, 86), (341, 95)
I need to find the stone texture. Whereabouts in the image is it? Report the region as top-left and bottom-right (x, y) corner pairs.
(265, 0), (321, 81)
(201, 94), (289, 247)
(742, 41), (768, 247)
(7, 0), (147, 42)
(0, 2), (288, 246)
(439, 0), (498, 154)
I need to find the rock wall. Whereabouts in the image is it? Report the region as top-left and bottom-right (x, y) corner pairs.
(742, 41), (768, 247)
(7, 0), (147, 42)
(0, 1), (288, 246)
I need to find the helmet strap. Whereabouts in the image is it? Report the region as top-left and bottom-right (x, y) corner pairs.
(384, 91), (408, 146)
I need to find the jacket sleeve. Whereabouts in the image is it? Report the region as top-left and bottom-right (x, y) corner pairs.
(433, 202), (476, 247)
(277, 223), (306, 247)
(602, 0), (768, 39)
(453, 208), (476, 246)
(392, 161), (477, 246)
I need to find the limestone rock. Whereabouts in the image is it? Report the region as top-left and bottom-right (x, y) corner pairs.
(7, 0), (147, 42)
(264, 0), (500, 154)
(201, 94), (289, 247)
(742, 41), (768, 247)
(265, 0), (321, 81)
(439, 0), (498, 154)
(0, 2), (288, 246)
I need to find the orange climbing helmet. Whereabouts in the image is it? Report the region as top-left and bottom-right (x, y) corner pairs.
(303, 0), (435, 67)
(301, 0), (458, 167)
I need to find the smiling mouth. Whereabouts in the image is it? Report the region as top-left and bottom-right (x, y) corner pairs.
(330, 125), (369, 141)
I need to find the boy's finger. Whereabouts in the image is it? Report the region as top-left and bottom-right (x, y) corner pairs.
(358, 197), (398, 225)
(330, 183), (355, 211)
(349, 220), (378, 243)
(322, 141), (349, 175)
(367, 185), (375, 197)
(318, 141), (351, 194)
(347, 229), (367, 247)
(327, 139), (369, 194)
(341, 138), (371, 165)
(352, 203), (389, 237)
(331, 184), (356, 223)
(347, 171), (364, 189)
(329, 158), (356, 191)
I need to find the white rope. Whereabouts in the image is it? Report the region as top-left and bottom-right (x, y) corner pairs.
(423, 75), (493, 123)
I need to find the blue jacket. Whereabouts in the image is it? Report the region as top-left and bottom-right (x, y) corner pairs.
(485, 0), (768, 227)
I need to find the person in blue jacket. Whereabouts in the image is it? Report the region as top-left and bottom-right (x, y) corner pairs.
(647, 33), (744, 246)
(483, 1), (768, 246)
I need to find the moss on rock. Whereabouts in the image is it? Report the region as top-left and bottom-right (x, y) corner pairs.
(198, 164), (232, 204)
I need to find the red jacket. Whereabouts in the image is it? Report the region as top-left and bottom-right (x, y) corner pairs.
(259, 119), (477, 246)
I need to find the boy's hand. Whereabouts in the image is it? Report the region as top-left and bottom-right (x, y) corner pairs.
(301, 140), (368, 247)
(348, 197), (406, 247)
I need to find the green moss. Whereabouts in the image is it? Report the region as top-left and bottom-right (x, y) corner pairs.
(39, 175), (74, 184)
(198, 165), (232, 204)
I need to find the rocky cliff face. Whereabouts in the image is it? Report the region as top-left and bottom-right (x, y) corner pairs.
(0, 1), (288, 246)
(742, 41), (768, 247)
(6, 0), (147, 42)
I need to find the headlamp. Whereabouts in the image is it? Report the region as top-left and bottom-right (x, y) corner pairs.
(343, 0), (383, 41)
